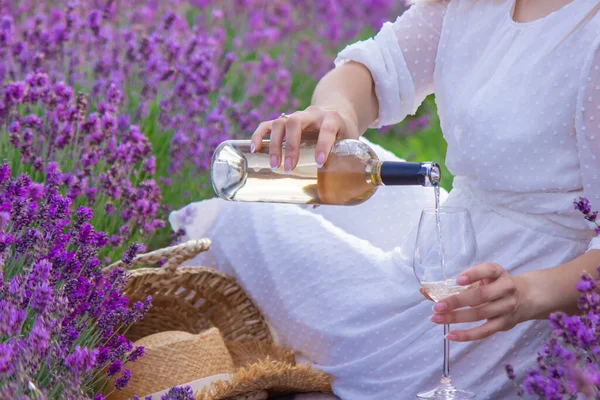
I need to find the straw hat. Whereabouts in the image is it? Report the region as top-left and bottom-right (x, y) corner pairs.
(108, 328), (233, 399)
(107, 327), (333, 400)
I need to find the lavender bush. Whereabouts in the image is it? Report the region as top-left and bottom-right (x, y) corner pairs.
(505, 198), (600, 399)
(0, 163), (150, 399)
(0, 73), (162, 262)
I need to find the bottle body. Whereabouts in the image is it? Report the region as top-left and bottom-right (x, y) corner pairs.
(210, 139), (440, 206)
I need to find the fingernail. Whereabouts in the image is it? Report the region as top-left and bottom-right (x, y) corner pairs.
(446, 334), (458, 341)
(433, 302), (447, 312)
(455, 276), (469, 285)
(430, 314), (442, 323)
(250, 143), (256, 153)
(284, 157), (292, 173)
(270, 155), (279, 170)
(316, 152), (326, 168)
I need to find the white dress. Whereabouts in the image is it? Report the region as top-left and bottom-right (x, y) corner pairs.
(170, 0), (600, 398)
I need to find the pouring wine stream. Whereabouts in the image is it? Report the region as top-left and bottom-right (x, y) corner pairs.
(434, 184), (452, 385)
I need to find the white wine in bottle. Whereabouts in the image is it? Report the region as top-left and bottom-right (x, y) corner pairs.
(210, 139), (441, 206)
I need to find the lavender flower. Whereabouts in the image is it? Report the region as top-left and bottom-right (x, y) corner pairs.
(114, 369), (131, 390)
(0, 342), (15, 376)
(161, 385), (195, 400)
(506, 364), (516, 381)
(122, 242), (141, 265)
(126, 346), (145, 363)
(574, 197), (592, 215)
(107, 360), (124, 377)
(575, 273), (597, 292)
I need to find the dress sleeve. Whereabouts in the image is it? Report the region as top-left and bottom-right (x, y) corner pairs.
(334, 1), (448, 128)
(575, 38), (600, 251)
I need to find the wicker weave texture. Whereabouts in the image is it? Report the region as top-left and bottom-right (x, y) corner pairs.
(105, 239), (273, 344)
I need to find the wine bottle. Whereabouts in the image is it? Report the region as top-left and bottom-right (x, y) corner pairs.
(210, 139), (441, 206)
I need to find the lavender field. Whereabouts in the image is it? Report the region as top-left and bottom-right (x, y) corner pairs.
(0, 1), (445, 398)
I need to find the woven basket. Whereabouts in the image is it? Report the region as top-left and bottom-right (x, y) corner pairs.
(103, 239), (273, 344)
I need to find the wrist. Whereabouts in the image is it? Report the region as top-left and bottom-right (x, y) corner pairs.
(515, 271), (547, 323)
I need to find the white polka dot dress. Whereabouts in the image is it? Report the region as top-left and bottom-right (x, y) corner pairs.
(170, 1), (600, 398)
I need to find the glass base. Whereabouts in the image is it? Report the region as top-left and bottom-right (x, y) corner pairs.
(417, 384), (475, 399)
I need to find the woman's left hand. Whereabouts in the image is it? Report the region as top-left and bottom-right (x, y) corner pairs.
(426, 262), (530, 342)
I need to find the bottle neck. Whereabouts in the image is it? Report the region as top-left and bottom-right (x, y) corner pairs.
(368, 161), (441, 187)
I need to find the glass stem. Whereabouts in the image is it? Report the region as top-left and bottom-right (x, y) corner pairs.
(442, 323), (452, 384)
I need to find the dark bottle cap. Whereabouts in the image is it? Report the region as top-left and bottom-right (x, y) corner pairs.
(380, 162), (441, 187)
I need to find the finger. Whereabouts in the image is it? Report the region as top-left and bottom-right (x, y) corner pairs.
(250, 121), (272, 153)
(439, 275), (514, 311)
(268, 118), (286, 170)
(455, 262), (504, 286)
(420, 288), (434, 302)
(431, 295), (518, 324)
(316, 111), (342, 167)
(446, 317), (506, 342)
(283, 109), (324, 171)
(283, 113), (306, 172)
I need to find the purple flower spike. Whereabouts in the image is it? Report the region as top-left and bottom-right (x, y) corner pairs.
(574, 197), (592, 214)
(160, 386), (195, 400)
(575, 274), (597, 293)
(107, 360), (123, 377)
(585, 211), (598, 222)
(0, 343), (15, 376)
(114, 369), (131, 390)
(0, 163), (10, 184)
(126, 346), (145, 363)
(122, 242), (141, 265)
(506, 364), (516, 381)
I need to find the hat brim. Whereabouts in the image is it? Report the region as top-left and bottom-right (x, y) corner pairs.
(196, 358), (333, 400)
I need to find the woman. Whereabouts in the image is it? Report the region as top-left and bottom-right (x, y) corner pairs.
(170, 0), (600, 398)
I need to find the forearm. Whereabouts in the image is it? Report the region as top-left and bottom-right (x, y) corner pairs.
(311, 61), (379, 135)
(519, 249), (600, 320)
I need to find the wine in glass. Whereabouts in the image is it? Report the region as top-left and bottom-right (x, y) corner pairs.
(413, 206), (478, 399)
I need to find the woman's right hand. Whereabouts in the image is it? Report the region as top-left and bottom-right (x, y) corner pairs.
(250, 106), (360, 173)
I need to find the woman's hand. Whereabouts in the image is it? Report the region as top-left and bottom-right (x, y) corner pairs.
(427, 262), (532, 342)
(250, 106), (360, 173)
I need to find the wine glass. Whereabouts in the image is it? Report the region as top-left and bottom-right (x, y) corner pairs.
(413, 206), (478, 399)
